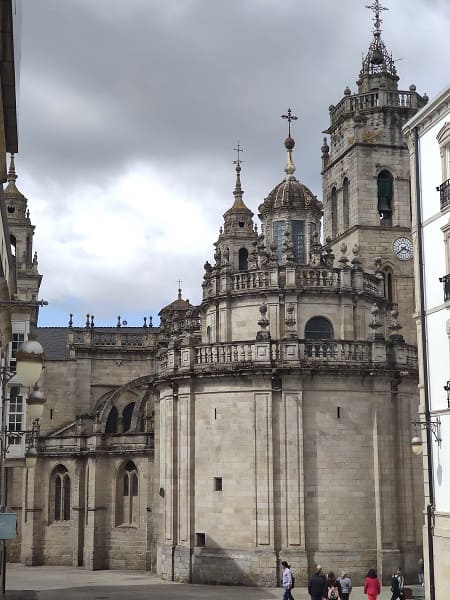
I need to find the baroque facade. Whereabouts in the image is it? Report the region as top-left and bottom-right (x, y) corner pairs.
(5, 6), (430, 588)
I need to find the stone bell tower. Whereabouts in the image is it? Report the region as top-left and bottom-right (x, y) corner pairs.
(321, 0), (427, 343)
(4, 155), (42, 326)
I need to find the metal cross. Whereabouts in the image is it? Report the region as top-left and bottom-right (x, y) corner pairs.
(178, 279), (182, 290)
(366, 0), (388, 33)
(233, 141), (244, 167)
(281, 108), (298, 137)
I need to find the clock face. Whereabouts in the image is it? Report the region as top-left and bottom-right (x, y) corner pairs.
(393, 237), (413, 260)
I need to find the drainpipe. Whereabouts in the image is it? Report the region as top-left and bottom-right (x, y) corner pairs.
(414, 126), (435, 600)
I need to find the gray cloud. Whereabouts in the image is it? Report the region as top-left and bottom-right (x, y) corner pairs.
(13, 0), (450, 325)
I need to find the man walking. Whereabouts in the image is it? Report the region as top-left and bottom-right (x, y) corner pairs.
(281, 560), (294, 600)
(308, 564), (327, 600)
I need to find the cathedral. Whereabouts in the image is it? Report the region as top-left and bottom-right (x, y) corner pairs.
(4, 5), (428, 588)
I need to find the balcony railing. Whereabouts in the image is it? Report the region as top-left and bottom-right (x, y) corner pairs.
(439, 274), (450, 302)
(439, 179), (450, 211)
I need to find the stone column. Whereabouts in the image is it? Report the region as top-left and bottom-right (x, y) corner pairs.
(20, 463), (44, 565)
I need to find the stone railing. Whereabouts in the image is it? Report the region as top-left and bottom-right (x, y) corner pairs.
(297, 268), (340, 291)
(193, 340), (373, 367)
(71, 328), (158, 349)
(363, 273), (383, 297)
(41, 432), (154, 453)
(232, 271), (270, 291)
(330, 90), (421, 126)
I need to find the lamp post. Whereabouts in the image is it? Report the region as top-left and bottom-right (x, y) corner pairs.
(0, 338), (45, 600)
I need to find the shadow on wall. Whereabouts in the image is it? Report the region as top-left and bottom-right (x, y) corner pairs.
(191, 539), (279, 587)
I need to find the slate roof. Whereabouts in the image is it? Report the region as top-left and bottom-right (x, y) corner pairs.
(36, 327), (70, 360)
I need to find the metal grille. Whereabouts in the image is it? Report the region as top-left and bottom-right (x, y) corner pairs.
(440, 179), (450, 211)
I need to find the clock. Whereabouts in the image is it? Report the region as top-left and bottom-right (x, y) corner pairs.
(393, 237), (413, 260)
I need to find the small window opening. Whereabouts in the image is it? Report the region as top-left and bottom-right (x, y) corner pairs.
(377, 170), (393, 222)
(105, 406), (118, 433)
(214, 477), (222, 491)
(238, 247), (248, 271)
(122, 402), (135, 432)
(196, 532), (206, 547)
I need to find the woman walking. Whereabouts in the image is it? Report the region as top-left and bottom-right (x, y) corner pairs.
(364, 568), (381, 600)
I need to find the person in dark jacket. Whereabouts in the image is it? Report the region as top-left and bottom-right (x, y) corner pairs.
(308, 564), (327, 600)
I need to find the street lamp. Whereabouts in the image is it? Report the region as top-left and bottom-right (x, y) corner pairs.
(0, 337), (45, 600)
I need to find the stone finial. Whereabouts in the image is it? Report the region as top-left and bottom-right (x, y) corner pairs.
(256, 302), (270, 341)
(143, 316), (148, 328)
(351, 244), (363, 270)
(282, 223), (295, 265)
(90, 315), (95, 328)
(388, 304), (404, 342)
(374, 256), (383, 279)
(309, 231), (322, 266)
(68, 313), (73, 328)
(344, 85), (351, 95)
(149, 316), (153, 328)
(248, 241), (259, 270)
(85, 314), (90, 328)
(285, 303), (297, 338)
(338, 242), (349, 268)
(117, 315), (122, 328)
(368, 303), (385, 341)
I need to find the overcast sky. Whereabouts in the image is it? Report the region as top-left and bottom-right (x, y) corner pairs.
(12, 0), (450, 327)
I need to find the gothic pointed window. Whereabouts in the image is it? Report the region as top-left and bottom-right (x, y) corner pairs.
(105, 405), (118, 433)
(331, 187), (338, 238)
(238, 247), (248, 271)
(122, 403), (135, 433)
(377, 170), (393, 221)
(343, 178), (350, 230)
(383, 267), (394, 304)
(51, 465), (71, 522)
(116, 461), (139, 526)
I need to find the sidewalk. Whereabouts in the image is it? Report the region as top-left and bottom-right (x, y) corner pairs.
(4, 564), (425, 600)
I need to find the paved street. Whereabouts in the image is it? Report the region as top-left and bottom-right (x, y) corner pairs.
(4, 564), (425, 600)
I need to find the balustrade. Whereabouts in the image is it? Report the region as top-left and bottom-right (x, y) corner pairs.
(331, 90), (418, 126)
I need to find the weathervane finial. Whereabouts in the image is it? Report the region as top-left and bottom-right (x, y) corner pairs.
(366, 0), (388, 37)
(281, 108), (298, 138)
(233, 141), (244, 167)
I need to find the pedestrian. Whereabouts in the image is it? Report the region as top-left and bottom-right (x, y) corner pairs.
(418, 557), (424, 586)
(326, 571), (341, 599)
(390, 567), (405, 600)
(308, 564), (327, 600)
(337, 570), (352, 600)
(364, 568), (381, 600)
(281, 560), (294, 600)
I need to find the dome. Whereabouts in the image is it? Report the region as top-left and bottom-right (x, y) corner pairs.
(258, 177), (322, 218)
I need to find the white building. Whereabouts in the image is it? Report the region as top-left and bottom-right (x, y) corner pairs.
(404, 84), (450, 600)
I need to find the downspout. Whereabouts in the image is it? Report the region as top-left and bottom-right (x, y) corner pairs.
(414, 126), (435, 600)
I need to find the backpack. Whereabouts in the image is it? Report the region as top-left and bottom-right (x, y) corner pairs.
(291, 574), (295, 589)
(391, 574), (400, 593)
(328, 585), (338, 600)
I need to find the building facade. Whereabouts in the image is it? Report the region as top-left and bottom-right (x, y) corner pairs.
(403, 84), (450, 600)
(5, 4), (429, 589)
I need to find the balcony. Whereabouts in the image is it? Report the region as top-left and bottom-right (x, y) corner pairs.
(439, 274), (450, 302)
(439, 179), (450, 211)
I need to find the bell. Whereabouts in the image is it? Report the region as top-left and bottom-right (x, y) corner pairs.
(371, 48), (384, 66)
(377, 196), (391, 214)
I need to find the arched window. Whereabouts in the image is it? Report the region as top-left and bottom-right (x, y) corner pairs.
(105, 406), (118, 433)
(51, 465), (71, 522)
(305, 317), (334, 339)
(377, 170), (393, 221)
(342, 178), (349, 230)
(116, 461), (139, 526)
(383, 267), (394, 304)
(122, 403), (135, 433)
(206, 325), (211, 344)
(304, 317), (334, 359)
(331, 187), (337, 238)
(238, 248), (248, 271)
